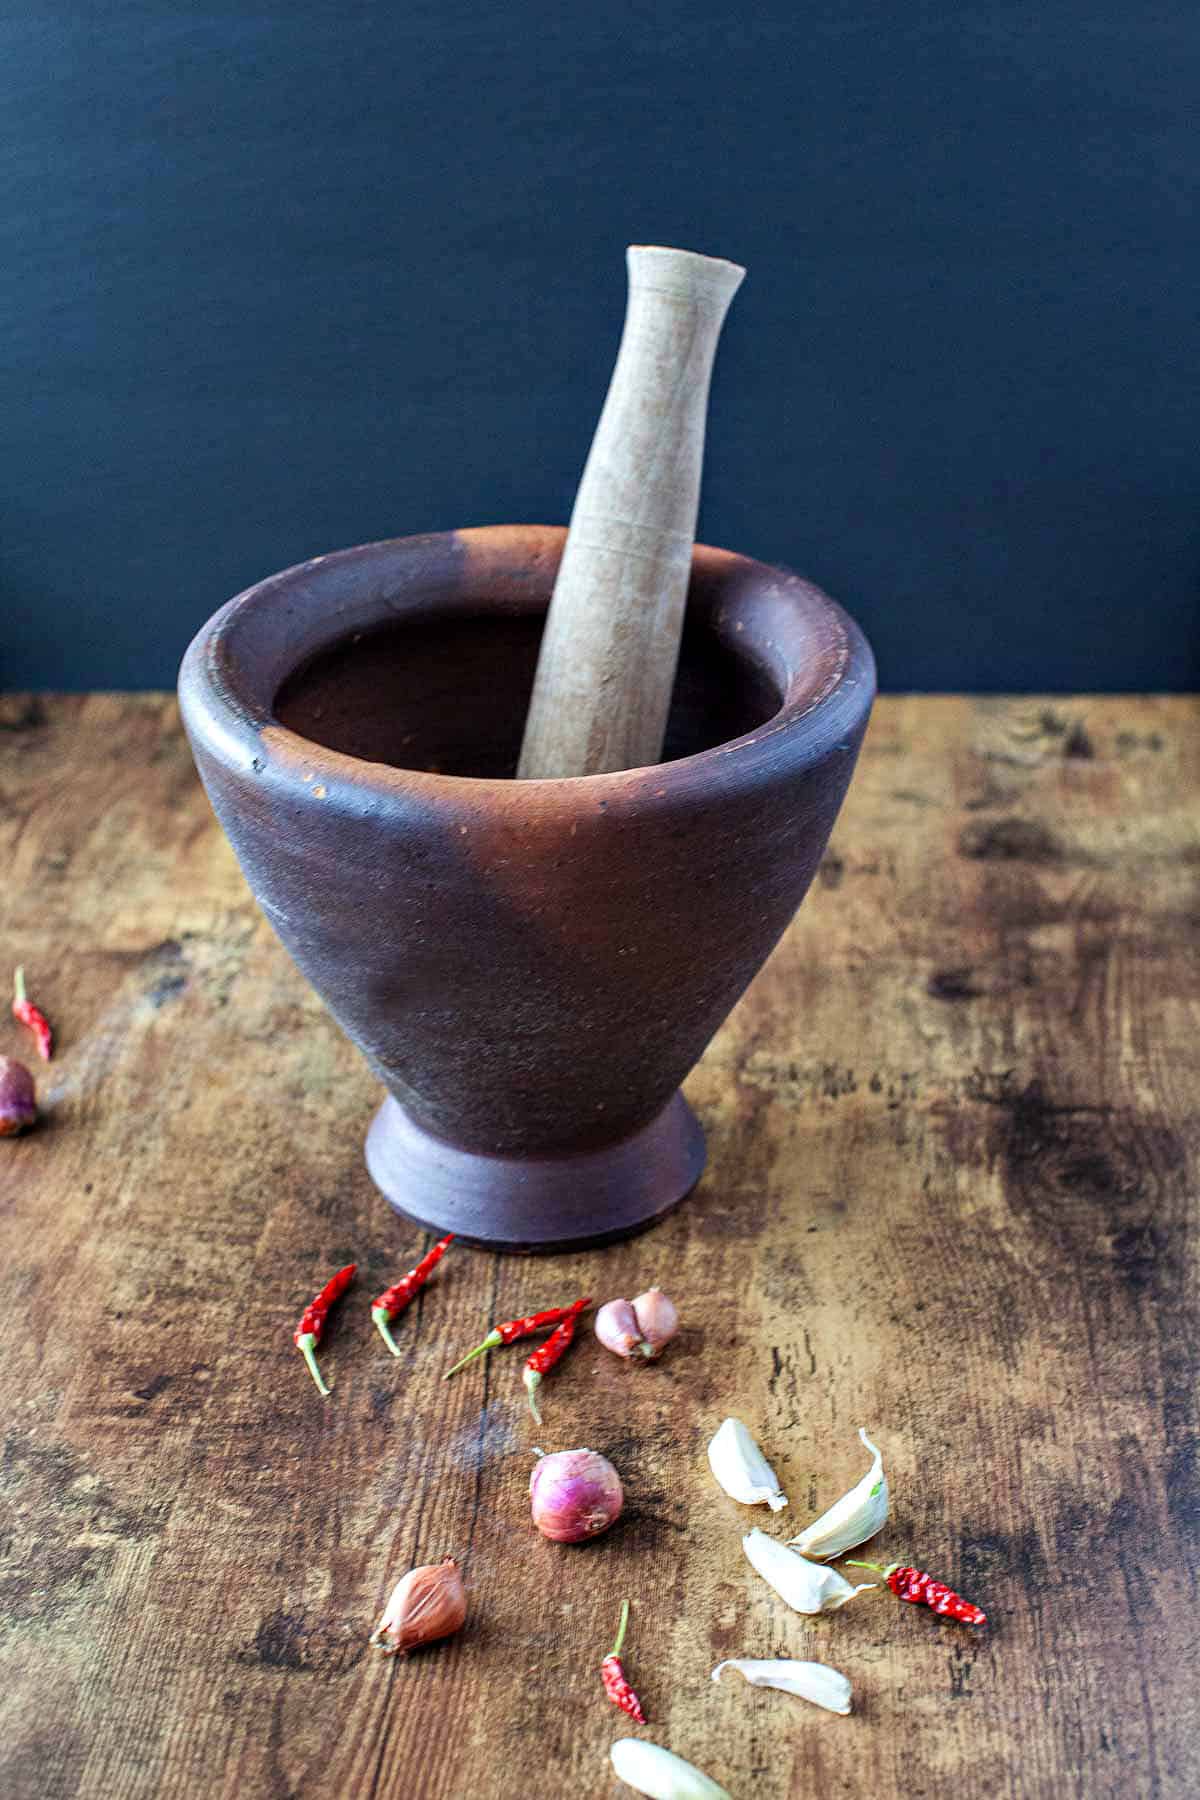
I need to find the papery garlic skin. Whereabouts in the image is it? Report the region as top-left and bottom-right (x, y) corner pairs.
(610, 1738), (732, 1799)
(707, 1417), (788, 1511)
(789, 1428), (888, 1559)
(368, 1557), (467, 1655)
(712, 1657), (852, 1715)
(742, 1529), (877, 1614)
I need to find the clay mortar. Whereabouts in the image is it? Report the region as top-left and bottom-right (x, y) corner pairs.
(178, 525), (875, 1251)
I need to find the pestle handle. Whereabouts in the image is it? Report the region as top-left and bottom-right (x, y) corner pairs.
(516, 245), (745, 779)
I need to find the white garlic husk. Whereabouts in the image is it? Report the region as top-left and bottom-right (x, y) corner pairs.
(610, 1738), (732, 1800)
(707, 1417), (787, 1511)
(788, 1428), (888, 1559)
(743, 1528), (877, 1614)
(712, 1657), (852, 1715)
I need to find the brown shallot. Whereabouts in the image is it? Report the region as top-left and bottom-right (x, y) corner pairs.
(368, 1557), (466, 1655)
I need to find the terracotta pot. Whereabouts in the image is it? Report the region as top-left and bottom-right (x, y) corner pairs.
(178, 525), (874, 1251)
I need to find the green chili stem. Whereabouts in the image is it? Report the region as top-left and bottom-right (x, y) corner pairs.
(13, 966), (26, 1006)
(372, 1306), (402, 1358)
(609, 1598), (631, 1660)
(844, 1559), (898, 1577)
(443, 1329), (501, 1379)
(297, 1333), (331, 1397)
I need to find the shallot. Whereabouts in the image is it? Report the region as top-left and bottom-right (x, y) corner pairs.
(369, 1557), (466, 1655)
(529, 1447), (623, 1543)
(595, 1286), (680, 1359)
(0, 1057), (36, 1136)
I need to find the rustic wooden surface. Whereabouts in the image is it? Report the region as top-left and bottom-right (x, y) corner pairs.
(1, 693), (1197, 1800)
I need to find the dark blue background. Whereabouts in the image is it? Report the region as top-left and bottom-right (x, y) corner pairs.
(3, 3), (1198, 691)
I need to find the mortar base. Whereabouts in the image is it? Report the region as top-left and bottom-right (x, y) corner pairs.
(365, 1090), (706, 1253)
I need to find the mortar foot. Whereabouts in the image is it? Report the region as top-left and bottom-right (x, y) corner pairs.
(365, 1091), (706, 1253)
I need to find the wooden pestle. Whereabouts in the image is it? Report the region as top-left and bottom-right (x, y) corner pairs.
(516, 245), (746, 779)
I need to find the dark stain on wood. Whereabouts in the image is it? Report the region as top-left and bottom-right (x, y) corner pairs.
(927, 967), (983, 1001)
(131, 1372), (172, 1403)
(0, 695), (47, 733)
(958, 817), (1068, 864)
(1116, 729), (1166, 754)
(237, 1610), (366, 1678)
(1, 1429), (169, 1627)
(1063, 720), (1095, 759)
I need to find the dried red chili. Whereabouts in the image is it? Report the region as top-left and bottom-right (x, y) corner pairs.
(522, 1296), (590, 1423)
(846, 1560), (986, 1625)
(601, 1599), (646, 1723)
(293, 1263), (356, 1396)
(443, 1305), (577, 1379)
(371, 1234), (454, 1356)
(12, 968), (52, 1061)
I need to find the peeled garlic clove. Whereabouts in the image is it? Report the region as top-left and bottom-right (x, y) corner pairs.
(742, 1528), (877, 1614)
(789, 1428), (888, 1559)
(595, 1297), (645, 1357)
(368, 1557), (466, 1655)
(630, 1286), (679, 1358)
(610, 1737), (732, 1799)
(712, 1657), (852, 1715)
(707, 1417), (787, 1511)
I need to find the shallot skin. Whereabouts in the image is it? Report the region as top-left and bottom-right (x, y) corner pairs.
(595, 1297), (644, 1357)
(530, 1448), (624, 1543)
(369, 1557), (467, 1655)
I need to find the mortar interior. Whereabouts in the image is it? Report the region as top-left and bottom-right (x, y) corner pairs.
(273, 612), (783, 778)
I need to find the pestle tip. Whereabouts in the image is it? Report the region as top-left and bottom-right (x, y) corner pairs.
(625, 244), (746, 296)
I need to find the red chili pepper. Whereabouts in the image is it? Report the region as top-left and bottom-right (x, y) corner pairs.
(846, 1560), (986, 1626)
(293, 1263), (356, 1396)
(443, 1305), (578, 1379)
(600, 1598), (645, 1723)
(522, 1296), (590, 1423)
(13, 968), (52, 1061)
(371, 1234), (454, 1356)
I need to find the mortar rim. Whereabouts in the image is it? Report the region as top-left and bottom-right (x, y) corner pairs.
(178, 524), (876, 813)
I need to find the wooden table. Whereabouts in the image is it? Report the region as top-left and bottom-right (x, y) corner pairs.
(2, 694), (1197, 1799)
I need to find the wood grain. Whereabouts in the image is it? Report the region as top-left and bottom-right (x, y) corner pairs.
(1, 693), (1197, 1799)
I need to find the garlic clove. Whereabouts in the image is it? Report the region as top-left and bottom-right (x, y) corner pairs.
(788, 1428), (888, 1559)
(707, 1417), (788, 1511)
(742, 1529), (877, 1614)
(712, 1657), (852, 1715)
(595, 1297), (645, 1358)
(630, 1286), (679, 1358)
(610, 1737), (732, 1799)
(368, 1557), (467, 1655)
